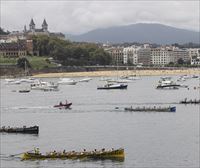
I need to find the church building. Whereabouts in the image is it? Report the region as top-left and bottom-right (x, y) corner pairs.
(24, 18), (65, 39)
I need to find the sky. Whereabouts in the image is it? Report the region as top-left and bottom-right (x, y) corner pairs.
(1, 0), (199, 35)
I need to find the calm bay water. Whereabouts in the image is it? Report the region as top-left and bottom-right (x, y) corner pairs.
(0, 76), (199, 168)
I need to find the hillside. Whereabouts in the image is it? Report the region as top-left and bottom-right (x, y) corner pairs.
(68, 23), (199, 44)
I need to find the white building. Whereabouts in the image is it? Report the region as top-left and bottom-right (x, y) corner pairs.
(187, 48), (200, 58)
(151, 48), (172, 65)
(191, 57), (200, 65)
(123, 46), (141, 65)
(188, 48), (200, 65)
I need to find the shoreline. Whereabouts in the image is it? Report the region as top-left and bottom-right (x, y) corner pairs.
(32, 68), (200, 78)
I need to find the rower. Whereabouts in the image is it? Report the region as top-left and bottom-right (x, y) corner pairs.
(59, 102), (62, 106)
(34, 147), (40, 155)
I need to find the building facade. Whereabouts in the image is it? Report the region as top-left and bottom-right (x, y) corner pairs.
(171, 49), (190, 63)
(123, 46), (140, 65)
(0, 42), (27, 57)
(25, 19), (65, 39)
(188, 48), (200, 65)
(137, 48), (151, 65)
(151, 48), (173, 65)
(107, 47), (124, 65)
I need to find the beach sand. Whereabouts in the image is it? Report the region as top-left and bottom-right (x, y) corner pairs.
(32, 68), (200, 78)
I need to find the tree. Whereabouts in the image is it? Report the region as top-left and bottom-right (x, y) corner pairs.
(177, 58), (184, 65)
(32, 35), (112, 66)
(0, 27), (9, 35)
(17, 57), (31, 70)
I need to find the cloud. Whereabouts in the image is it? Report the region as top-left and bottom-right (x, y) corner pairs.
(1, 1), (199, 34)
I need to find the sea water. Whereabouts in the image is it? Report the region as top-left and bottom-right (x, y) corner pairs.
(0, 76), (199, 168)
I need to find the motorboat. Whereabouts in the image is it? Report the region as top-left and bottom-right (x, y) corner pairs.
(107, 79), (132, 83)
(54, 101), (72, 109)
(19, 78), (37, 83)
(156, 77), (180, 89)
(120, 75), (140, 80)
(31, 81), (58, 90)
(5, 79), (21, 85)
(97, 83), (128, 90)
(58, 78), (77, 85)
(192, 75), (199, 78)
(78, 78), (92, 82)
(19, 89), (30, 93)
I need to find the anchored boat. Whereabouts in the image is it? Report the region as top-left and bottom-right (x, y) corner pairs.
(0, 126), (39, 134)
(19, 89), (30, 93)
(124, 106), (176, 112)
(21, 148), (125, 161)
(97, 83), (128, 90)
(156, 77), (180, 89)
(180, 98), (200, 104)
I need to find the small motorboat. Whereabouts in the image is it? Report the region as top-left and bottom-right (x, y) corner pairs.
(54, 101), (72, 109)
(0, 126), (39, 134)
(156, 77), (180, 89)
(19, 89), (30, 93)
(58, 78), (77, 85)
(78, 78), (92, 82)
(97, 83), (128, 90)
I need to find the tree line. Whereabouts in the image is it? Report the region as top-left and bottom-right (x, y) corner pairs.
(32, 35), (112, 66)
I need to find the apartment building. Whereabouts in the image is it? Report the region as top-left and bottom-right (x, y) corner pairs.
(123, 46), (141, 65)
(151, 48), (173, 65)
(137, 48), (151, 65)
(171, 49), (190, 63)
(107, 47), (124, 65)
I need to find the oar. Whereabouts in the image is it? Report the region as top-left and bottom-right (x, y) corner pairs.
(10, 150), (34, 157)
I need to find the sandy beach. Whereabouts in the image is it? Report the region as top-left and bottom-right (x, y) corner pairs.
(32, 68), (200, 78)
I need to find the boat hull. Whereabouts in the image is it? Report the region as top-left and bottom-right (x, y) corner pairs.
(54, 103), (72, 109)
(0, 126), (39, 134)
(97, 84), (128, 90)
(19, 90), (30, 93)
(21, 148), (124, 161)
(156, 84), (180, 89)
(124, 106), (176, 112)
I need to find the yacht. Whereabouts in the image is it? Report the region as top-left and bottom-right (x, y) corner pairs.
(156, 77), (180, 89)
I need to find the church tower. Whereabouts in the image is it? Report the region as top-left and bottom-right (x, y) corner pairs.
(29, 18), (35, 32)
(42, 19), (48, 32)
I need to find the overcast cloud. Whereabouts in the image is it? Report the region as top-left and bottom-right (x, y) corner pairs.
(1, 1), (199, 34)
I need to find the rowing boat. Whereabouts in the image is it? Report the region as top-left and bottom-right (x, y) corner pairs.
(0, 126), (39, 134)
(21, 148), (124, 161)
(124, 106), (176, 112)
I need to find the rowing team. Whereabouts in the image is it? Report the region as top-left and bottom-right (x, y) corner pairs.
(33, 148), (115, 155)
